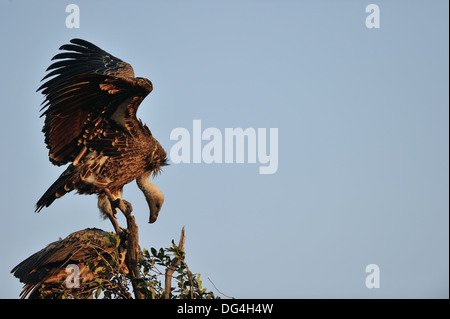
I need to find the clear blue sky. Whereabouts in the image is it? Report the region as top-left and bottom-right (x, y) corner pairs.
(0, 0), (448, 298)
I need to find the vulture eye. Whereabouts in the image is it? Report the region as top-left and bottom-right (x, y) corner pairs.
(156, 203), (161, 210)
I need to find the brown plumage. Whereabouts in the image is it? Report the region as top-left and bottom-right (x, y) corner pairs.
(10, 228), (129, 299)
(35, 39), (167, 224)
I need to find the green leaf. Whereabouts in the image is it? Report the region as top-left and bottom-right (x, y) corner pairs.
(143, 248), (150, 259)
(94, 266), (105, 274)
(95, 287), (102, 299)
(158, 248), (165, 259)
(114, 234), (121, 248)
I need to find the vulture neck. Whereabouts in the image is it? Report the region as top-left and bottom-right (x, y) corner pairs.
(136, 172), (164, 223)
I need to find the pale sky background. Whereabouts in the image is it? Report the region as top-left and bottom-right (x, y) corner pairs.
(0, 0), (448, 298)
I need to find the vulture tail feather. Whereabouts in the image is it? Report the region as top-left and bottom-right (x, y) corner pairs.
(35, 169), (74, 212)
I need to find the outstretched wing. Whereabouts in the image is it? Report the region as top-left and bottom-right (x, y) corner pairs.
(38, 39), (153, 166)
(38, 38), (135, 94)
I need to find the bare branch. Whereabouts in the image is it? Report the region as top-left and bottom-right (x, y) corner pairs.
(164, 226), (185, 299)
(208, 277), (234, 299)
(124, 213), (144, 299)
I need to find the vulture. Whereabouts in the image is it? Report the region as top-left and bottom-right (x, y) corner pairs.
(11, 228), (129, 299)
(35, 39), (167, 229)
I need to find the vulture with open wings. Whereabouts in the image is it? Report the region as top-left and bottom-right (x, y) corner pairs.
(35, 39), (167, 229)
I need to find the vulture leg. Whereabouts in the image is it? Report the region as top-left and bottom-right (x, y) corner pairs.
(104, 189), (132, 216)
(98, 194), (121, 234)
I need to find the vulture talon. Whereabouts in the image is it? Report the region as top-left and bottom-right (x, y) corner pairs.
(110, 198), (132, 216)
(122, 200), (133, 214)
(112, 199), (123, 211)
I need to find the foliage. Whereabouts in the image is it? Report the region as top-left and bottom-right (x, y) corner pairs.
(40, 233), (219, 299)
(136, 241), (219, 299)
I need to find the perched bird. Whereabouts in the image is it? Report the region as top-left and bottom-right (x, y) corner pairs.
(35, 39), (168, 229)
(11, 228), (129, 299)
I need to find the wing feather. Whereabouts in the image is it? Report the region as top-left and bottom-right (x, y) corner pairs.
(38, 39), (154, 167)
(38, 38), (134, 93)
